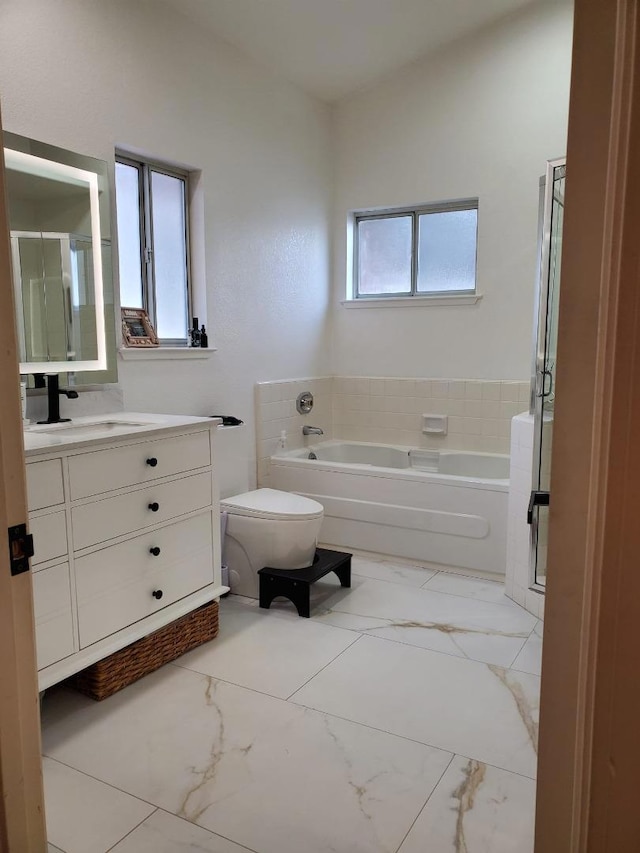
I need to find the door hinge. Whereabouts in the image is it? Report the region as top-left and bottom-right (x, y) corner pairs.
(8, 524), (34, 576)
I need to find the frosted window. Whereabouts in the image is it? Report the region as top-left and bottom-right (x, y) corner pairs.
(150, 171), (188, 340)
(417, 209), (477, 293)
(115, 162), (143, 308)
(115, 155), (191, 344)
(357, 216), (412, 295)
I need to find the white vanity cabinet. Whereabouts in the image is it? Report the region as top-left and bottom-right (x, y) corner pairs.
(27, 458), (74, 673)
(25, 415), (225, 690)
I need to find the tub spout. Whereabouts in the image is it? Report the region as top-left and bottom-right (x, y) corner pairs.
(303, 425), (324, 436)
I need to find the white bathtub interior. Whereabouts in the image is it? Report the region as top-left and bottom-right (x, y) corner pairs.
(301, 442), (412, 468)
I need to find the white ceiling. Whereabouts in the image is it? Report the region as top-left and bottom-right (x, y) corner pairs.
(162, 0), (538, 102)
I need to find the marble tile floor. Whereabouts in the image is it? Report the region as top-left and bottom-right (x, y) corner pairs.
(41, 555), (543, 853)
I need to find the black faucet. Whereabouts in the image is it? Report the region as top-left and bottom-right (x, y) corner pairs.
(36, 374), (79, 424)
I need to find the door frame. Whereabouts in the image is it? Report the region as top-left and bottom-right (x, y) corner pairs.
(535, 0), (640, 849)
(0, 106), (47, 850)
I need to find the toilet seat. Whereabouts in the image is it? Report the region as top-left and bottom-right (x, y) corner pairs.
(221, 488), (323, 521)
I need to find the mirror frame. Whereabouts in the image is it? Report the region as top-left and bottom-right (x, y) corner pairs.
(4, 141), (108, 374)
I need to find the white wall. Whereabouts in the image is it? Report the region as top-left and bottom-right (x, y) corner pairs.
(0, 0), (332, 485)
(331, 0), (573, 380)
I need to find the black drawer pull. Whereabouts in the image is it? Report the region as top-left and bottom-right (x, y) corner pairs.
(148, 502), (160, 512)
(146, 457), (158, 467)
(149, 546), (161, 556)
(152, 589), (163, 600)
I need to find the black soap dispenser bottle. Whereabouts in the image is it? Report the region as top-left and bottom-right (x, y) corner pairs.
(200, 325), (208, 348)
(190, 317), (201, 348)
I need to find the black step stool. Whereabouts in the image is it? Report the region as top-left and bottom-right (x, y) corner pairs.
(258, 548), (352, 618)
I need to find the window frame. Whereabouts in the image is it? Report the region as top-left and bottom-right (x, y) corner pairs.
(115, 153), (192, 346)
(353, 198), (479, 300)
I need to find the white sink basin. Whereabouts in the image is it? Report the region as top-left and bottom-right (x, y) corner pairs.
(35, 421), (151, 438)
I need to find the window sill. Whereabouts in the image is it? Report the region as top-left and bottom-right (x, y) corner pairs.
(341, 294), (482, 308)
(118, 347), (217, 361)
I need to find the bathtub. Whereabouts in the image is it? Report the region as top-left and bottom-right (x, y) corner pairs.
(269, 441), (509, 576)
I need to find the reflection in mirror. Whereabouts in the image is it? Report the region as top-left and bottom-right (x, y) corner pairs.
(11, 232), (106, 365)
(3, 134), (117, 384)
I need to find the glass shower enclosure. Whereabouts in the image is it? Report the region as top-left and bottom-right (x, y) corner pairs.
(528, 158), (565, 590)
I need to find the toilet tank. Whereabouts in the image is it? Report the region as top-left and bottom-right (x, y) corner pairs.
(215, 423), (253, 499)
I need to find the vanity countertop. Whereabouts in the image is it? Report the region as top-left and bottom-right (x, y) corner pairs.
(23, 412), (222, 457)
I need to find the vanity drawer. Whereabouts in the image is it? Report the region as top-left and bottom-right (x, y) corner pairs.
(71, 471), (212, 550)
(26, 459), (64, 510)
(30, 510), (68, 568)
(32, 562), (75, 670)
(75, 512), (214, 647)
(68, 430), (211, 500)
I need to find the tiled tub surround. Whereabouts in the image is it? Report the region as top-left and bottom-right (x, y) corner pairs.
(255, 377), (334, 485)
(505, 413), (545, 620)
(41, 555), (541, 853)
(332, 377), (530, 453)
(256, 377), (530, 487)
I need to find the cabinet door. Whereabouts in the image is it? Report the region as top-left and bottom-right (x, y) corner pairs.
(71, 471), (212, 550)
(68, 430), (211, 500)
(30, 510), (68, 568)
(26, 459), (64, 510)
(32, 563), (75, 670)
(75, 512), (214, 647)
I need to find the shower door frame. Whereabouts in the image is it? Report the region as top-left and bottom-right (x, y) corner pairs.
(529, 156), (566, 593)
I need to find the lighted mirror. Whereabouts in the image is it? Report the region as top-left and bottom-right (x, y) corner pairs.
(4, 133), (117, 381)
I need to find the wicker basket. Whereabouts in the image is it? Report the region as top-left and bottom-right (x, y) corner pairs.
(67, 600), (219, 701)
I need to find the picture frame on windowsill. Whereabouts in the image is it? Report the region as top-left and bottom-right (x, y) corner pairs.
(121, 307), (159, 347)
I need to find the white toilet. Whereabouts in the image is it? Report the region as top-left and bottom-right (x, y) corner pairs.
(217, 424), (324, 598)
